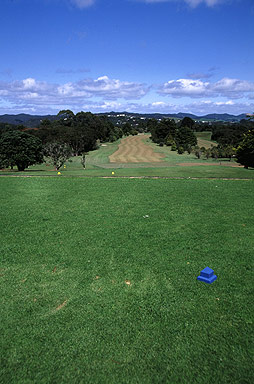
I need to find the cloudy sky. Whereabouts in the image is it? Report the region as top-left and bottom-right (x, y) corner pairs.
(0, 0), (253, 116)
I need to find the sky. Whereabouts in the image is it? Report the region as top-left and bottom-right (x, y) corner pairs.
(0, 0), (253, 116)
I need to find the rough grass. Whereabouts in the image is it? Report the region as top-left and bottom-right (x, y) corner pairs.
(1, 177), (254, 383)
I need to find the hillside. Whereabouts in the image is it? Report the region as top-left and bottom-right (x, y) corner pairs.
(0, 114), (59, 128)
(0, 112), (248, 127)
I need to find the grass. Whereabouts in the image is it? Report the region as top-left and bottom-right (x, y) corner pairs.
(1, 163), (254, 179)
(142, 134), (217, 163)
(1, 177), (254, 383)
(1, 135), (254, 178)
(195, 131), (217, 148)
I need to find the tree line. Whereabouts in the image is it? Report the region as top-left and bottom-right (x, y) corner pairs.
(0, 111), (253, 170)
(0, 110), (137, 171)
(146, 115), (254, 168)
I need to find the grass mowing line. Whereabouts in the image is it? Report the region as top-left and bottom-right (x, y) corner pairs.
(0, 174), (252, 180)
(87, 139), (121, 167)
(195, 131), (217, 149)
(109, 134), (165, 163)
(1, 177), (254, 383)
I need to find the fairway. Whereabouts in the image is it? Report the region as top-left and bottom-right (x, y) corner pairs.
(109, 134), (165, 163)
(1, 177), (253, 383)
(195, 131), (217, 149)
(1, 133), (253, 179)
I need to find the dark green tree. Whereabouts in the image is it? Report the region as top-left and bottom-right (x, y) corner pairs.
(194, 146), (202, 159)
(180, 117), (195, 130)
(57, 110), (75, 119)
(0, 131), (43, 171)
(236, 128), (254, 169)
(150, 119), (176, 143)
(175, 126), (197, 150)
(122, 122), (132, 136)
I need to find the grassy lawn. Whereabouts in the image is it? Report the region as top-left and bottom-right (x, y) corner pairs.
(1, 135), (254, 179)
(1, 162), (254, 179)
(1, 177), (253, 383)
(195, 131), (217, 149)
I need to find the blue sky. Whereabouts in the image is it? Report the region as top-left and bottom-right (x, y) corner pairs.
(0, 0), (253, 115)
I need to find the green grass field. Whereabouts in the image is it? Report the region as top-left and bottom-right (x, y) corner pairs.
(0, 133), (253, 179)
(1, 177), (253, 383)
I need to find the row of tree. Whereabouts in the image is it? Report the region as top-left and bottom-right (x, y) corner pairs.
(0, 110), (140, 171)
(149, 117), (197, 150)
(0, 111), (253, 170)
(31, 110), (123, 152)
(147, 115), (254, 168)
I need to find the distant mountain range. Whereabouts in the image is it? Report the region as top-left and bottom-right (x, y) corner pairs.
(0, 114), (59, 128)
(0, 112), (248, 127)
(101, 111), (248, 122)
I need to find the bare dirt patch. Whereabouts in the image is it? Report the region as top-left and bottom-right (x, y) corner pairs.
(109, 135), (165, 163)
(56, 300), (67, 311)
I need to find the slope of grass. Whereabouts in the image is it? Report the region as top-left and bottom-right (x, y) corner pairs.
(195, 131), (217, 148)
(142, 135), (217, 163)
(1, 177), (253, 383)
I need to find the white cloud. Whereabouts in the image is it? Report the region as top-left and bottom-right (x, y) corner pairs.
(76, 76), (149, 99)
(0, 75), (253, 116)
(1, 97), (253, 116)
(124, 100), (254, 115)
(0, 76), (149, 109)
(157, 78), (254, 99)
(22, 78), (38, 89)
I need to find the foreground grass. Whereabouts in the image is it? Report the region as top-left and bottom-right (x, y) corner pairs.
(1, 177), (253, 383)
(1, 162), (253, 179)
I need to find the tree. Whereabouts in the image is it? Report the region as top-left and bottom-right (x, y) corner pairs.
(177, 146), (184, 154)
(180, 117), (195, 130)
(0, 131), (43, 171)
(122, 122), (132, 136)
(57, 110), (75, 119)
(34, 111), (121, 154)
(171, 141), (177, 151)
(222, 145), (236, 161)
(194, 146), (202, 159)
(236, 128), (254, 169)
(43, 142), (72, 170)
(205, 148), (211, 159)
(175, 126), (197, 150)
(81, 152), (88, 169)
(150, 119), (176, 144)
(211, 146), (219, 160)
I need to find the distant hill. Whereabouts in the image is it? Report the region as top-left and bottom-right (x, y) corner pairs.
(0, 112), (248, 127)
(199, 113), (247, 122)
(0, 114), (59, 128)
(98, 111), (248, 122)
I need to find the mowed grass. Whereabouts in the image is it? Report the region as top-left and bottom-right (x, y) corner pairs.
(1, 132), (254, 178)
(195, 131), (217, 149)
(1, 177), (253, 383)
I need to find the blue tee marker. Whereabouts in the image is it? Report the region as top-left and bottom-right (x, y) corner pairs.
(197, 267), (217, 284)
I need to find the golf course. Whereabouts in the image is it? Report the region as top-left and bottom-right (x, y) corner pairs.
(1, 134), (253, 383)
